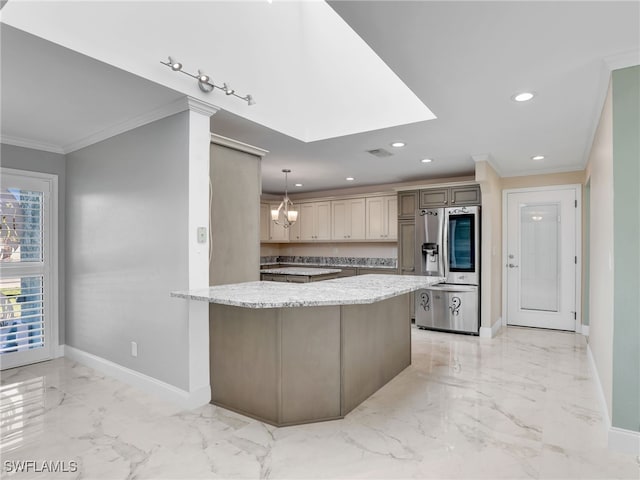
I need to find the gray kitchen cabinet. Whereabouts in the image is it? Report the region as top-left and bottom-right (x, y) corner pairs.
(398, 191), (418, 219)
(398, 219), (416, 320)
(356, 267), (397, 275)
(450, 185), (481, 206)
(334, 267), (357, 278)
(398, 220), (416, 275)
(418, 185), (480, 208)
(419, 188), (449, 208)
(261, 272), (340, 283)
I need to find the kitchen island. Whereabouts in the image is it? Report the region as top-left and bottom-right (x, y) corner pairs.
(172, 274), (443, 426)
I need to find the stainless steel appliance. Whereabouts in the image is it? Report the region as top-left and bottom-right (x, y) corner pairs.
(415, 206), (480, 334)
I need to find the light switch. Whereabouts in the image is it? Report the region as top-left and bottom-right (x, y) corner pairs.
(197, 227), (207, 244)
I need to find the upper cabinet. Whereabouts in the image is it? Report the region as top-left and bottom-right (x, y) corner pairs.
(332, 198), (365, 240)
(366, 195), (397, 240)
(419, 185), (481, 208)
(264, 202), (290, 242)
(260, 203), (270, 242)
(398, 191), (418, 219)
(298, 201), (331, 241)
(450, 185), (481, 206)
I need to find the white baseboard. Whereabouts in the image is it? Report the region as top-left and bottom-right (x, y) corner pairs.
(54, 344), (65, 358)
(64, 345), (210, 410)
(479, 317), (502, 338)
(609, 427), (640, 455)
(587, 344), (612, 429)
(587, 344), (640, 454)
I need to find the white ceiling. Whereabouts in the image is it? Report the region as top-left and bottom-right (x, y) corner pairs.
(1, 1), (639, 194)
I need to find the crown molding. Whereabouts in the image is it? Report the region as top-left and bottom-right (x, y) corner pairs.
(0, 135), (65, 154)
(210, 133), (269, 158)
(604, 49), (640, 71)
(499, 165), (585, 179)
(471, 153), (503, 177)
(185, 96), (219, 117)
(63, 97), (192, 154)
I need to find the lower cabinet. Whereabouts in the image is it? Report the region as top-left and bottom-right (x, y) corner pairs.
(398, 220), (416, 275)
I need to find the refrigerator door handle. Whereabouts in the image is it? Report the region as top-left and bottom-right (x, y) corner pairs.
(442, 210), (449, 279)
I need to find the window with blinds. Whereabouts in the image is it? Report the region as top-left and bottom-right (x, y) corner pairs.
(0, 181), (50, 365)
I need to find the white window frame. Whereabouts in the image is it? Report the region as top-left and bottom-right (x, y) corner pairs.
(0, 167), (58, 369)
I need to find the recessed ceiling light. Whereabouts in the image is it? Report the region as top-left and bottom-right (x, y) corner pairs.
(294, 183), (303, 187)
(390, 142), (405, 148)
(421, 158), (433, 163)
(531, 215), (543, 221)
(531, 155), (545, 161)
(512, 92), (535, 102)
(346, 177), (355, 181)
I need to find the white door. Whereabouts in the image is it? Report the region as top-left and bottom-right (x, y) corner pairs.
(0, 171), (55, 369)
(505, 187), (579, 331)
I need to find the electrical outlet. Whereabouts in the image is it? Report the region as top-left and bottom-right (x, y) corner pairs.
(131, 341), (138, 357)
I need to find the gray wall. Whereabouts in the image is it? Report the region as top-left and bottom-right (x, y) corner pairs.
(66, 112), (191, 390)
(1, 143), (66, 345)
(611, 66), (640, 432)
(210, 143), (261, 285)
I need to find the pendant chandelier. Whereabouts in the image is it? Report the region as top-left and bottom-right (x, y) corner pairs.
(271, 169), (298, 228)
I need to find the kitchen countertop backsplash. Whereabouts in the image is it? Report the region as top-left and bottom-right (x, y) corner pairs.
(260, 256), (397, 269)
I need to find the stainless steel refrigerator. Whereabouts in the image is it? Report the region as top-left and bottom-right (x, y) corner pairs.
(414, 206), (480, 335)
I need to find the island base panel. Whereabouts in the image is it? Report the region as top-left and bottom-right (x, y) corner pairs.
(341, 294), (411, 414)
(209, 293), (411, 426)
(210, 304), (341, 426)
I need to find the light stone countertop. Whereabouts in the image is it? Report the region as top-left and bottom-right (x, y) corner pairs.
(260, 267), (342, 276)
(171, 274), (445, 308)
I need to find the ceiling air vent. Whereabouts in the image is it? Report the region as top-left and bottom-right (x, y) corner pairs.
(367, 148), (393, 158)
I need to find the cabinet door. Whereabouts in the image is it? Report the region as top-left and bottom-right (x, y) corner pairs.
(419, 188), (449, 208)
(331, 200), (348, 240)
(349, 198), (366, 240)
(386, 196), (398, 240)
(260, 203), (270, 242)
(398, 191), (418, 219)
(298, 203), (316, 240)
(366, 196), (397, 240)
(398, 220), (416, 274)
(315, 202), (331, 240)
(289, 215), (301, 241)
(269, 203), (289, 242)
(366, 197), (385, 239)
(450, 185), (481, 206)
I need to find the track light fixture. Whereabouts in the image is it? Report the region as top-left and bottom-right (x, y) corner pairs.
(161, 56), (255, 106)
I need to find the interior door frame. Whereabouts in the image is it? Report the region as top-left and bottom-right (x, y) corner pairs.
(501, 184), (582, 332)
(0, 167), (59, 369)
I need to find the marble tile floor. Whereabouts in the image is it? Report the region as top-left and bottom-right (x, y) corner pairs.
(1, 326), (638, 479)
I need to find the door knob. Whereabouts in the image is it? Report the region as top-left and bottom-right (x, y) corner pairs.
(507, 263), (519, 268)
